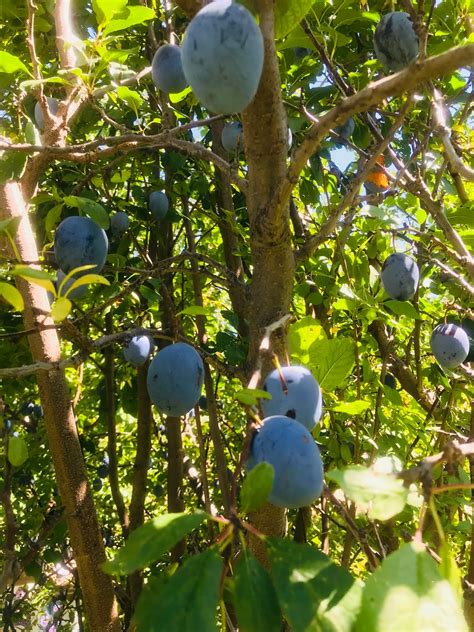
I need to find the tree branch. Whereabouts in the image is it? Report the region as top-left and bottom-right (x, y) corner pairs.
(273, 43), (474, 217)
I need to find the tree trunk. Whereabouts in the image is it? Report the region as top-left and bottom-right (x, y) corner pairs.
(243, 0), (295, 558)
(0, 181), (120, 631)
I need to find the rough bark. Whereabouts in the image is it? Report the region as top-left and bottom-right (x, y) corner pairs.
(242, 0), (294, 557)
(0, 181), (119, 630)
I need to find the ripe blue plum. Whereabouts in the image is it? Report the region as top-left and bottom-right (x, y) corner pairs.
(447, 318), (474, 362)
(110, 211), (129, 239)
(335, 117), (355, 142)
(123, 336), (153, 367)
(147, 342), (204, 417)
(181, 0), (264, 113)
(54, 216), (108, 276)
(152, 44), (188, 94)
(261, 365), (323, 431)
(221, 121), (243, 153)
(381, 253), (419, 301)
(149, 191), (169, 221)
(34, 97), (59, 131)
(374, 12), (419, 72)
(247, 416), (324, 509)
(430, 323), (470, 369)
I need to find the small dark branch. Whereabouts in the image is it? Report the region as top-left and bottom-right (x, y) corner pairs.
(104, 313), (129, 535)
(324, 487), (379, 570)
(301, 19), (353, 97)
(128, 365), (153, 606)
(398, 439), (474, 488)
(204, 365), (232, 514)
(368, 320), (437, 414)
(26, 0), (42, 83)
(166, 416), (185, 561)
(0, 437), (17, 590)
(296, 98), (412, 262)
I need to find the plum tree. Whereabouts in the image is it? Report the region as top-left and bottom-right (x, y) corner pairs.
(430, 323), (470, 369)
(181, 0), (264, 113)
(261, 365), (323, 431)
(56, 270), (87, 300)
(149, 191), (169, 221)
(123, 336), (153, 367)
(54, 216), (108, 276)
(147, 342), (204, 417)
(151, 44), (188, 94)
(380, 253), (420, 301)
(221, 121), (243, 153)
(374, 12), (419, 72)
(247, 416), (324, 508)
(110, 211), (129, 239)
(34, 97), (59, 132)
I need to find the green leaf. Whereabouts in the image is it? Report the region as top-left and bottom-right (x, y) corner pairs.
(289, 316), (327, 364)
(234, 550), (281, 632)
(178, 305), (214, 317)
(133, 549), (222, 632)
(234, 388), (271, 406)
(332, 400), (371, 415)
(11, 265), (53, 281)
(62, 273), (110, 297)
(63, 196), (110, 229)
(45, 204), (63, 234)
(51, 296), (72, 322)
(268, 538), (362, 632)
(447, 203), (474, 227)
(8, 436), (29, 467)
(326, 466), (408, 521)
(385, 300), (421, 320)
(275, 0), (317, 39)
(103, 6), (155, 36)
(0, 282), (24, 311)
(439, 542), (463, 603)
(0, 51), (30, 75)
(103, 511), (208, 576)
(0, 216), (21, 236)
(309, 338), (355, 391)
(0, 151), (28, 183)
(116, 86), (143, 112)
(355, 541), (468, 632)
(92, 0), (127, 26)
(241, 462), (274, 513)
